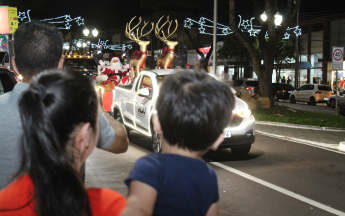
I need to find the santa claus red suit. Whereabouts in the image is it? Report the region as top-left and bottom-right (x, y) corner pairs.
(97, 57), (130, 86)
(95, 57), (131, 112)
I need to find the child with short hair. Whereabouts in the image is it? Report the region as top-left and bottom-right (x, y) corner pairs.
(121, 70), (235, 216)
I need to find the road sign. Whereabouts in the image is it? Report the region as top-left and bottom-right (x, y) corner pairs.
(332, 47), (344, 70)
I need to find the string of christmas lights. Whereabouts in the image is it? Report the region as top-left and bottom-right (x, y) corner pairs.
(184, 15), (302, 39)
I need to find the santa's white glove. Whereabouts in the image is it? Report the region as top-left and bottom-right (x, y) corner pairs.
(99, 60), (105, 66)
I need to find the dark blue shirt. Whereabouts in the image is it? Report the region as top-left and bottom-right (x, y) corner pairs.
(125, 153), (219, 216)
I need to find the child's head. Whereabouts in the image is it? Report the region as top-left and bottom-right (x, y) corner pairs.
(155, 70), (235, 152)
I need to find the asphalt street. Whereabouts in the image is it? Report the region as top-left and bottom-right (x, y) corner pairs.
(276, 100), (339, 116)
(86, 128), (345, 216)
(85, 102), (345, 215)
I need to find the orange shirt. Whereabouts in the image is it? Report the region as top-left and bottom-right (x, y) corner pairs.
(0, 175), (126, 216)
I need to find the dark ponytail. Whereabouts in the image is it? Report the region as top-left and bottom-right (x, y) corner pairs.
(18, 69), (98, 216)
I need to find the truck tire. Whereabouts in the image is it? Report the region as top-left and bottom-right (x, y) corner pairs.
(151, 128), (161, 153)
(231, 145), (251, 156)
(114, 110), (131, 137)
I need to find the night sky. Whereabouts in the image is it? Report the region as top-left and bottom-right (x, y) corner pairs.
(1, 0), (344, 31)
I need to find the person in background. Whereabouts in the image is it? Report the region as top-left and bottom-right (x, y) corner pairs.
(0, 20), (129, 190)
(121, 70), (235, 216)
(281, 76), (286, 84)
(287, 77), (291, 85)
(0, 69), (126, 215)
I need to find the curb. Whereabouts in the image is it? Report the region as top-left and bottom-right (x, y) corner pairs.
(255, 121), (345, 132)
(338, 142), (345, 152)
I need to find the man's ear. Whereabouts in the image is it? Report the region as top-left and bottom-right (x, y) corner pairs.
(57, 56), (65, 69)
(74, 123), (91, 153)
(210, 132), (225, 151)
(11, 57), (19, 74)
(152, 114), (162, 133)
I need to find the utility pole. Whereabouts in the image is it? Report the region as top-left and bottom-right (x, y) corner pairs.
(294, 5), (300, 89)
(212, 0), (217, 75)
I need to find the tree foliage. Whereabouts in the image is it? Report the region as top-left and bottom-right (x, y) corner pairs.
(229, 0), (302, 100)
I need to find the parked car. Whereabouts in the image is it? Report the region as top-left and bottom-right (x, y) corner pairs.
(0, 67), (20, 95)
(232, 78), (259, 98)
(112, 69), (255, 156)
(327, 90), (345, 108)
(272, 83), (295, 101)
(63, 55), (98, 79)
(289, 84), (333, 106)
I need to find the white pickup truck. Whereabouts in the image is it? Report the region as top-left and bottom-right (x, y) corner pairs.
(111, 69), (255, 155)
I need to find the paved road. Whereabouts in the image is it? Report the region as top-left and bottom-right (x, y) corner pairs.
(276, 100), (338, 116)
(86, 130), (345, 216)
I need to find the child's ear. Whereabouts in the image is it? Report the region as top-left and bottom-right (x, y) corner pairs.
(152, 114), (162, 133)
(210, 132), (225, 151)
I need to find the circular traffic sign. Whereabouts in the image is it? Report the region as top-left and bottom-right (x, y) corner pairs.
(333, 49), (343, 61)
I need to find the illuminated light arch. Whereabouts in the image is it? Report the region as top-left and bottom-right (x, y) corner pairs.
(184, 15), (302, 39)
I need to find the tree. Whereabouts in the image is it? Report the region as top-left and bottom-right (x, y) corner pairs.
(229, 0), (302, 99)
(274, 37), (295, 83)
(218, 34), (254, 79)
(184, 28), (213, 70)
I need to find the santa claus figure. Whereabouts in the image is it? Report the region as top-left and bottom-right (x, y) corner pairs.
(96, 57), (129, 86)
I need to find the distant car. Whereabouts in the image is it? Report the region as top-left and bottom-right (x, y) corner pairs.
(327, 90), (345, 108)
(63, 55), (98, 79)
(232, 78), (259, 98)
(289, 84), (333, 106)
(272, 83), (295, 101)
(0, 67), (20, 95)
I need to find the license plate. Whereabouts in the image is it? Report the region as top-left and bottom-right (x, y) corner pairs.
(288, 91), (293, 93)
(324, 98), (329, 100)
(224, 130), (231, 138)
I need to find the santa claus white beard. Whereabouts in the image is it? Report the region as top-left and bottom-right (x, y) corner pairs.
(108, 62), (123, 73)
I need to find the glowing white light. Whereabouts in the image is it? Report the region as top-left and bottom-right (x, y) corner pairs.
(83, 42), (87, 47)
(274, 12), (283, 26)
(65, 45), (70, 50)
(83, 28), (89, 36)
(77, 42), (81, 47)
(260, 11), (267, 21)
(92, 28), (98, 37)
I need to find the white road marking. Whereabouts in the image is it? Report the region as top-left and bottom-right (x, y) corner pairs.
(255, 121), (345, 132)
(211, 162), (345, 216)
(256, 130), (345, 155)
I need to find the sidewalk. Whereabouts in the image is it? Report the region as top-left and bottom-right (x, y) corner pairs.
(255, 121), (345, 151)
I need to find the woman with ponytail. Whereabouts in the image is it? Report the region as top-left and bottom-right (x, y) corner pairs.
(0, 69), (126, 216)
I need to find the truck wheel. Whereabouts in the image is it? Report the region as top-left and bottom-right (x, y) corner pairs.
(329, 99), (336, 108)
(231, 145), (251, 156)
(151, 129), (161, 153)
(114, 111), (131, 136)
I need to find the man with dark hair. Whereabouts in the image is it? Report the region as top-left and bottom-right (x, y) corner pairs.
(122, 70), (235, 216)
(0, 21), (129, 190)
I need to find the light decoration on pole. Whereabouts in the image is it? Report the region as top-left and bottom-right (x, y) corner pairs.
(18, 10), (85, 30)
(184, 15), (302, 39)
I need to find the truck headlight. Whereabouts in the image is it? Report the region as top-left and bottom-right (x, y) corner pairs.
(232, 109), (251, 119)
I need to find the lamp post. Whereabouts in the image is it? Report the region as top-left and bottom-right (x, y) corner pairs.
(83, 27), (98, 57)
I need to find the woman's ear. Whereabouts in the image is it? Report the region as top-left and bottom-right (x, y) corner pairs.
(152, 114), (162, 133)
(210, 132), (225, 151)
(58, 56), (65, 69)
(74, 123), (91, 152)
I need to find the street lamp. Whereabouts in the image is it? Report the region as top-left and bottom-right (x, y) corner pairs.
(260, 11), (283, 26)
(83, 27), (98, 56)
